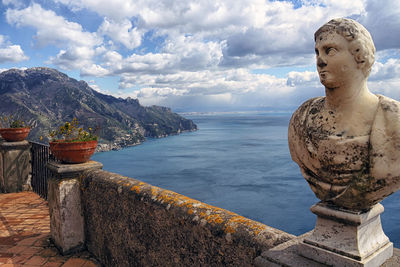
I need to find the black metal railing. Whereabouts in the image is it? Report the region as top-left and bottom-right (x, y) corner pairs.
(30, 141), (54, 200)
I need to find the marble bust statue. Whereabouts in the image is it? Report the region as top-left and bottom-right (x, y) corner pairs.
(288, 18), (400, 211)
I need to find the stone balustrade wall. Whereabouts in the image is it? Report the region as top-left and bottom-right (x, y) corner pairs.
(79, 169), (295, 266)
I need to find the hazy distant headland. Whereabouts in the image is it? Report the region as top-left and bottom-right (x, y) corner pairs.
(0, 67), (197, 151)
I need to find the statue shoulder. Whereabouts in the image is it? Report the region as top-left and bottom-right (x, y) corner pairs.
(376, 94), (400, 115)
(290, 97), (325, 123)
(370, 94), (400, 180)
(288, 97), (324, 162)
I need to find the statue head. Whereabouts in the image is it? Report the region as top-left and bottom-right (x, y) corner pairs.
(314, 18), (375, 77)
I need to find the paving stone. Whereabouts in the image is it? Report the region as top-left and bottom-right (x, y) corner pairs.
(43, 262), (63, 267)
(0, 253), (13, 263)
(20, 246), (43, 256)
(10, 255), (28, 264)
(6, 245), (28, 254)
(81, 261), (99, 267)
(39, 248), (58, 257)
(0, 236), (21, 246)
(60, 258), (87, 267)
(17, 236), (40, 246)
(0, 192), (100, 267)
(0, 245), (10, 252)
(0, 232), (11, 237)
(24, 255), (48, 265)
(46, 256), (66, 263)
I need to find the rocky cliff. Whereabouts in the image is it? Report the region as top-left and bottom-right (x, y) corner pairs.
(0, 67), (197, 151)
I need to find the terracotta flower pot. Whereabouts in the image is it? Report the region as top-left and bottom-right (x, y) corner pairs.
(0, 127), (30, 142)
(49, 140), (98, 164)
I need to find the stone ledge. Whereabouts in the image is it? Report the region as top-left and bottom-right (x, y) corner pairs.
(47, 160), (103, 178)
(255, 232), (400, 267)
(0, 140), (31, 150)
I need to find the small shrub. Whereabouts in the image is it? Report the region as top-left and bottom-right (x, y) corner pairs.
(49, 117), (98, 142)
(0, 114), (30, 128)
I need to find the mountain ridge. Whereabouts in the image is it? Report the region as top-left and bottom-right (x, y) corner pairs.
(0, 67), (197, 151)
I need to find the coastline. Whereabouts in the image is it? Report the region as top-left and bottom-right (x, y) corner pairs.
(95, 128), (198, 153)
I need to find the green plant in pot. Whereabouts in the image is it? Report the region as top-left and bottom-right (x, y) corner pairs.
(0, 115), (31, 142)
(49, 118), (98, 164)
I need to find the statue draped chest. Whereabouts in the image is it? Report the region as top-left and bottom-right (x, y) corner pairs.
(288, 95), (400, 211)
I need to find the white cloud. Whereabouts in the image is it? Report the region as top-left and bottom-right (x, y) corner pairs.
(6, 3), (101, 48)
(98, 18), (142, 49)
(219, 0), (367, 67)
(137, 87), (188, 98)
(6, 3), (104, 71)
(370, 58), (400, 81)
(117, 68), (297, 110)
(4, 0), (400, 111)
(51, 0), (365, 71)
(86, 80), (105, 93)
(114, 53), (177, 75)
(100, 35), (223, 78)
(163, 35), (223, 71)
(2, 0), (25, 8)
(52, 0), (362, 60)
(286, 71), (319, 87)
(80, 64), (110, 77)
(47, 45), (95, 70)
(47, 0), (400, 73)
(0, 45), (27, 63)
(54, 0), (139, 21)
(368, 58), (400, 101)
(103, 50), (123, 64)
(369, 79), (400, 101)
(359, 0), (400, 50)
(0, 35), (28, 63)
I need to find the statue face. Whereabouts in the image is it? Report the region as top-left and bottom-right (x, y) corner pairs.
(315, 32), (359, 89)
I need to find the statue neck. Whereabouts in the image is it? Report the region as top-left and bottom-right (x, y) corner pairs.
(323, 79), (379, 137)
(324, 80), (373, 111)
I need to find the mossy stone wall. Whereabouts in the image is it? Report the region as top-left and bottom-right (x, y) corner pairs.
(80, 169), (295, 266)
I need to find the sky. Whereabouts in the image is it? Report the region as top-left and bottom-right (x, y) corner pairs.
(0, 0), (400, 112)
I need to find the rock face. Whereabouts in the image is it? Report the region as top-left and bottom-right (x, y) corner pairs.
(0, 67), (197, 150)
(288, 18), (400, 211)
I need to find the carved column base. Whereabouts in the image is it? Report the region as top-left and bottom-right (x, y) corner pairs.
(299, 202), (393, 267)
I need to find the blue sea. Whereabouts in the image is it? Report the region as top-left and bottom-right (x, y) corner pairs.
(92, 112), (400, 247)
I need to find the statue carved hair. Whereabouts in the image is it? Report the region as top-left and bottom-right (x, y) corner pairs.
(314, 18), (375, 77)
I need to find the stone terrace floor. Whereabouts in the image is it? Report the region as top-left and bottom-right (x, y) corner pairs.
(0, 192), (100, 267)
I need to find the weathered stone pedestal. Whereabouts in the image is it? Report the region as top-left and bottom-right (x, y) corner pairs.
(300, 203), (393, 266)
(0, 141), (31, 193)
(47, 160), (103, 255)
(255, 202), (398, 267)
